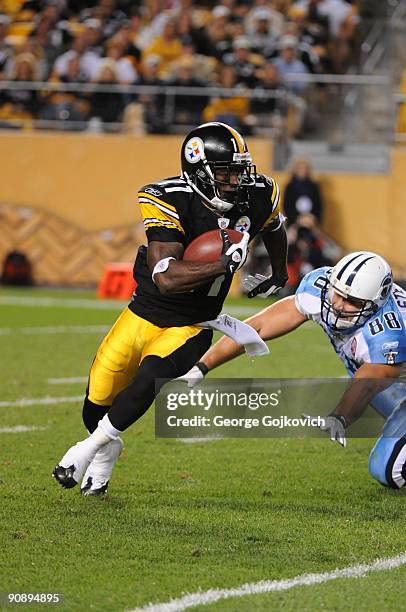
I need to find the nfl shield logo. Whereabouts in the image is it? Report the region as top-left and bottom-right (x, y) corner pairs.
(218, 217), (230, 229)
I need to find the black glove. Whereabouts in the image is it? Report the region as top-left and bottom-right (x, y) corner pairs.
(220, 229), (249, 275)
(243, 273), (288, 298)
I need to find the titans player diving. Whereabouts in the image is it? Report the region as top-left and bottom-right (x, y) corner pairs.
(53, 122), (289, 495)
(182, 252), (406, 490)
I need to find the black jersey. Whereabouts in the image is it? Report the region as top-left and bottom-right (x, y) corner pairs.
(129, 175), (281, 327)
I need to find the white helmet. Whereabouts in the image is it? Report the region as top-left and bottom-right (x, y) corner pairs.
(321, 251), (393, 333)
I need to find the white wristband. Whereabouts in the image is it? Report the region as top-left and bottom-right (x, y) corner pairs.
(152, 257), (176, 284)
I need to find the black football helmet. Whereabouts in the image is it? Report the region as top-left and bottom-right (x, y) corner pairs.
(181, 122), (257, 213)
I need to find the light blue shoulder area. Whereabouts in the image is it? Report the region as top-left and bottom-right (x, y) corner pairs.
(295, 266), (331, 300)
(362, 294), (406, 365)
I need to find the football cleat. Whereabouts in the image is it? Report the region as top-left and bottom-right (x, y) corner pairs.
(80, 476), (109, 496)
(80, 437), (123, 496)
(52, 440), (96, 489)
(52, 464), (78, 489)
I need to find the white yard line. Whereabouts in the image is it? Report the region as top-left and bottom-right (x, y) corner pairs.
(0, 425), (48, 433)
(0, 295), (125, 310)
(178, 436), (222, 444)
(0, 396), (82, 408)
(129, 552), (406, 612)
(0, 295), (257, 317)
(0, 325), (109, 335)
(47, 377), (88, 384)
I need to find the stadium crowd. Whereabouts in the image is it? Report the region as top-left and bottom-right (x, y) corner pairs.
(0, 0), (361, 132)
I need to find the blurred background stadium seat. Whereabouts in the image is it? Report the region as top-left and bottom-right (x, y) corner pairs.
(0, 0), (405, 289)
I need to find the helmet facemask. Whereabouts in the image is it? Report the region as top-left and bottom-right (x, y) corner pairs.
(320, 273), (380, 333)
(200, 156), (256, 212)
(184, 151), (256, 213)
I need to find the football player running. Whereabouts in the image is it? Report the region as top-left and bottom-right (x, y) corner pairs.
(181, 252), (406, 490)
(53, 122), (288, 495)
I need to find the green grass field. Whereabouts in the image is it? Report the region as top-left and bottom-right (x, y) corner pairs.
(0, 287), (405, 612)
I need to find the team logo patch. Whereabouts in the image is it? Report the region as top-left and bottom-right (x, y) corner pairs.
(218, 217), (230, 229)
(145, 186), (163, 197)
(184, 137), (204, 164)
(234, 216), (251, 233)
(384, 350), (398, 365)
(350, 337), (357, 357)
(382, 341), (399, 365)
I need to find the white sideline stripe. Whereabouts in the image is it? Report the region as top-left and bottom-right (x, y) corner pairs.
(0, 425), (48, 433)
(0, 325), (109, 335)
(48, 376), (88, 384)
(0, 396), (82, 408)
(0, 295), (256, 316)
(178, 436), (221, 444)
(130, 552), (406, 612)
(0, 295), (126, 310)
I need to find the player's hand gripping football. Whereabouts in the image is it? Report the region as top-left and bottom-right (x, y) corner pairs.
(243, 273), (288, 298)
(303, 413), (347, 447)
(220, 229), (249, 275)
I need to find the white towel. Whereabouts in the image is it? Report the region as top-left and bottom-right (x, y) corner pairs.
(198, 313), (269, 357)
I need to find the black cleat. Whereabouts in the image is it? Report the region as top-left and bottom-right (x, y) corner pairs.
(81, 476), (109, 497)
(52, 464), (79, 489)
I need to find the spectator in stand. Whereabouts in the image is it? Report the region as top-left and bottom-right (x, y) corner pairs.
(249, 62), (289, 128)
(143, 18), (183, 77)
(202, 64), (249, 133)
(223, 36), (259, 88)
(293, 0), (359, 72)
(0, 14), (12, 78)
(113, 22), (141, 66)
(27, 3), (64, 78)
(246, 8), (280, 58)
(103, 35), (138, 83)
(283, 157), (324, 226)
(165, 56), (208, 127)
(89, 59), (125, 127)
(273, 35), (309, 94)
(281, 155), (335, 285)
(135, 54), (166, 133)
(40, 54), (90, 127)
(0, 53), (40, 125)
(175, 10), (200, 50)
(169, 35), (217, 83)
(194, 7), (233, 62)
(245, 1), (285, 39)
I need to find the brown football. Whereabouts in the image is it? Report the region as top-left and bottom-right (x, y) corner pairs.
(183, 229), (244, 262)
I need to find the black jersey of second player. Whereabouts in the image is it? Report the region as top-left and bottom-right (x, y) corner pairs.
(129, 175), (281, 327)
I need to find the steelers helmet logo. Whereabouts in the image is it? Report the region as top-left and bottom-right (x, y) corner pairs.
(184, 137), (205, 164)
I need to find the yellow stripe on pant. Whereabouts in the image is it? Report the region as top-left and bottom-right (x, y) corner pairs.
(88, 308), (202, 406)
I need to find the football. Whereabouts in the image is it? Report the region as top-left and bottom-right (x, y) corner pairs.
(183, 229), (243, 262)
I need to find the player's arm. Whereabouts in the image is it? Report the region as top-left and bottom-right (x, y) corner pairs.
(244, 178), (289, 298)
(331, 362), (403, 427)
(139, 187), (248, 294)
(199, 295), (306, 371)
(148, 240), (224, 294)
(312, 362), (403, 448)
(148, 231), (249, 294)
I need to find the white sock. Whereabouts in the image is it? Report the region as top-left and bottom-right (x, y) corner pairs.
(78, 416), (122, 456)
(97, 414), (122, 441)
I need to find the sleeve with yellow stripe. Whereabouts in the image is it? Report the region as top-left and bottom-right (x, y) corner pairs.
(138, 187), (185, 243)
(260, 177), (282, 232)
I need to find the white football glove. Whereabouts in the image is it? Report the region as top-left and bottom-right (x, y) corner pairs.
(303, 413), (347, 448)
(176, 363), (207, 388)
(243, 273), (288, 298)
(220, 230), (249, 274)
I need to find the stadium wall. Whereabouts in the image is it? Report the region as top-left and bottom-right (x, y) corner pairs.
(0, 132), (405, 285)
